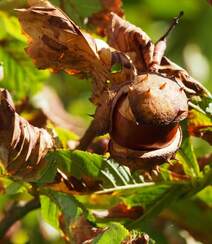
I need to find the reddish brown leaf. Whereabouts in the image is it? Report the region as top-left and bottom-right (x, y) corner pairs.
(0, 89), (55, 181)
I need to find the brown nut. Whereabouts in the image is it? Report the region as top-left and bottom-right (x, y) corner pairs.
(128, 73), (188, 126)
(109, 73), (188, 170)
(111, 94), (179, 150)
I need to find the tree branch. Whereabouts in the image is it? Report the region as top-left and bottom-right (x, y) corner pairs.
(0, 198), (40, 239)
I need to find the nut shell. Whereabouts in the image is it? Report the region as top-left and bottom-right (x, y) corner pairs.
(111, 94), (179, 150)
(128, 73), (188, 126)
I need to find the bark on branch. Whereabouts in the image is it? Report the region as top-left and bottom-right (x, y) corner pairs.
(0, 198), (40, 239)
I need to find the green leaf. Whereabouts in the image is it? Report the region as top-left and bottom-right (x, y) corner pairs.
(188, 109), (212, 145)
(0, 176), (30, 195)
(176, 121), (200, 177)
(40, 195), (60, 229)
(54, 127), (79, 148)
(190, 95), (212, 116)
(42, 188), (86, 240)
(43, 189), (83, 223)
(92, 223), (128, 244)
(196, 186), (212, 207)
(0, 12), (49, 100)
(47, 150), (143, 189)
(0, 11), (26, 42)
(0, 63), (3, 81)
(127, 185), (186, 229)
(35, 155), (58, 185)
(111, 63), (122, 73)
(169, 198), (212, 240)
(5, 181), (29, 195)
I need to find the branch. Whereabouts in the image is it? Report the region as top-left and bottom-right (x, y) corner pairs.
(0, 198), (40, 239)
(157, 11), (184, 42)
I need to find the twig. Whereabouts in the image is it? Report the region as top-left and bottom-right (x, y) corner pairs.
(157, 11), (184, 42)
(0, 198), (40, 239)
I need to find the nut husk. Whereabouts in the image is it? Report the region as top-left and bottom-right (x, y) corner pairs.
(110, 126), (182, 170)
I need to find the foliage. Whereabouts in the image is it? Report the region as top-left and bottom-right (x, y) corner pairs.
(0, 0), (211, 244)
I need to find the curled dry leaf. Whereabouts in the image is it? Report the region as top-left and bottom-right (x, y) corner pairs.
(17, 3), (135, 104)
(0, 89), (55, 181)
(106, 13), (154, 73)
(17, 3), (110, 103)
(59, 215), (103, 244)
(18, 2), (210, 170)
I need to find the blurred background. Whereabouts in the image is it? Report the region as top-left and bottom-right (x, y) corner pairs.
(0, 0), (211, 243)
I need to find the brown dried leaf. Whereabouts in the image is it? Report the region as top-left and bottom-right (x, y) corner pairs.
(198, 154), (212, 169)
(59, 215), (103, 244)
(106, 14), (208, 97)
(159, 57), (209, 96)
(107, 203), (144, 220)
(17, 3), (112, 101)
(0, 89), (54, 181)
(71, 216), (103, 244)
(106, 13), (154, 73)
(122, 233), (150, 244)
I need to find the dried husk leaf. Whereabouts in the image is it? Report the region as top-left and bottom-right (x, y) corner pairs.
(159, 57), (210, 96)
(109, 127), (182, 170)
(0, 89), (54, 181)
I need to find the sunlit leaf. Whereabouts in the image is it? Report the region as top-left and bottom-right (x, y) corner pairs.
(0, 12), (49, 100)
(47, 149), (142, 189)
(176, 121), (200, 177)
(40, 194), (60, 229)
(92, 222), (128, 244)
(196, 186), (212, 207)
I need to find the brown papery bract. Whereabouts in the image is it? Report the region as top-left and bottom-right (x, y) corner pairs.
(0, 89), (54, 181)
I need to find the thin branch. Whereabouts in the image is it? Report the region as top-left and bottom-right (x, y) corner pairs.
(157, 11), (184, 42)
(0, 198), (40, 239)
